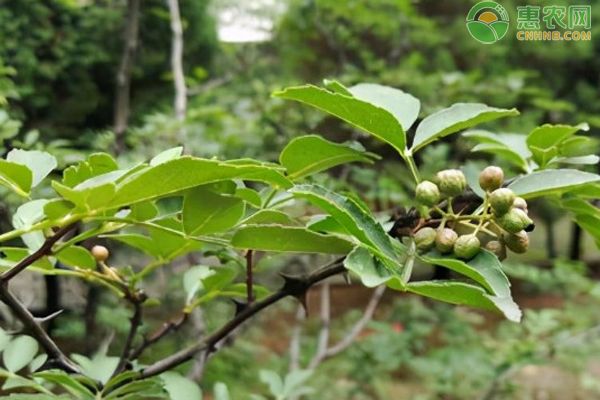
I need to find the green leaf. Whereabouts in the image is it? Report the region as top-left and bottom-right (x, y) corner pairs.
(44, 199), (75, 221)
(63, 153), (118, 187)
(407, 281), (521, 322)
(527, 123), (589, 150)
(214, 382), (230, 400)
(471, 143), (529, 172)
(231, 224), (353, 254)
(129, 201), (159, 221)
(551, 155), (600, 166)
(162, 372), (202, 400)
(56, 246), (96, 269)
(242, 209), (298, 225)
(234, 187), (262, 208)
(273, 85), (406, 154)
(34, 370), (95, 400)
(0, 159), (32, 196)
(71, 353), (119, 385)
(112, 157), (292, 208)
(290, 184), (398, 264)
(7, 149), (57, 187)
(420, 249), (511, 297)
(412, 104), (518, 152)
(348, 83), (421, 131)
(0, 247), (53, 271)
(52, 180), (116, 210)
(344, 246), (392, 287)
(323, 79), (352, 96)
(3, 335), (38, 372)
(307, 214), (348, 235)
(508, 169), (600, 198)
(279, 135), (377, 179)
(150, 146), (183, 166)
(104, 234), (158, 258)
(13, 199), (48, 251)
(183, 186), (245, 235)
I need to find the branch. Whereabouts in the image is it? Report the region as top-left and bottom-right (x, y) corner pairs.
(308, 282), (330, 369)
(138, 258), (346, 379)
(288, 305), (305, 372)
(129, 312), (189, 360)
(321, 285), (385, 360)
(115, 300), (143, 374)
(1, 224), (75, 282)
(0, 224), (78, 372)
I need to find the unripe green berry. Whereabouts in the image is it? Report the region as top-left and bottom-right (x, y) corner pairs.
(435, 228), (458, 253)
(497, 208), (534, 234)
(436, 169), (466, 197)
(414, 227), (437, 252)
(503, 231), (529, 254)
(485, 240), (506, 260)
(513, 197), (528, 213)
(415, 180), (440, 206)
(453, 235), (480, 260)
(479, 166), (504, 192)
(489, 188), (516, 216)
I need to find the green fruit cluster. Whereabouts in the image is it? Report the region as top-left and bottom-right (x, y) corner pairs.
(413, 166), (533, 261)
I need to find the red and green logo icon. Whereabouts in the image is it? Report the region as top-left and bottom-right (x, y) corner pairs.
(466, 1), (510, 43)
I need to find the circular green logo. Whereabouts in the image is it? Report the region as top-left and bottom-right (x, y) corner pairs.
(466, 1), (510, 44)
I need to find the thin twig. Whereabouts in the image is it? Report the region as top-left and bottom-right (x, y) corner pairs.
(138, 258), (346, 379)
(288, 305), (306, 372)
(129, 312), (189, 360)
(322, 285), (386, 360)
(246, 250), (254, 304)
(308, 282), (330, 369)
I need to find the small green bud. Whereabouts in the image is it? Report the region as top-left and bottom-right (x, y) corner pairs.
(513, 197), (528, 213)
(435, 228), (458, 253)
(414, 227), (437, 252)
(454, 235), (480, 260)
(503, 231), (529, 254)
(485, 240), (506, 260)
(436, 169), (467, 197)
(489, 188), (516, 216)
(415, 180), (440, 206)
(497, 208), (534, 234)
(479, 166), (504, 192)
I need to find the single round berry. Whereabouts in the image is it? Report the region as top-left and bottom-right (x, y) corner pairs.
(503, 231), (529, 254)
(489, 188), (516, 216)
(436, 169), (467, 198)
(497, 208), (534, 234)
(513, 197), (528, 213)
(414, 227), (437, 252)
(453, 235), (481, 260)
(479, 166), (504, 192)
(91, 245), (109, 262)
(435, 228), (458, 254)
(485, 240), (506, 260)
(415, 180), (441, 206)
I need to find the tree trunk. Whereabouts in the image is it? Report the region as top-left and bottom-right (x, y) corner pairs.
(167, 0), (187, 142)
(113, 0), (141, 155)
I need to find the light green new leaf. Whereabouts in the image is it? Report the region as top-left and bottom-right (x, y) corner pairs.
(232, 224), (353, 254)
(527, 123), (589, 150)
(344, 246), (393, 287)
(63, 152), (118, 188)
(52, 180), (116, 210)
(421, 249), (511, 297)
(112, 157), (292, 208)
(348, 83), (421, 131)
(407, 281), (521, 322)
(551, 155), (600, 166)
(7, 149), (57, 187)
(56, 246), (96, 269)
(183, 187), (245, 235)
(150, 146), (184, 166)
(412, 103), (518, 152)
(290, 184), (398, 264)
(0, 159), (32, 196)
(162, 372), (202, 400)
(3, 335), (38, 372)
(509, 169), (600, 199)
(280, 135), (377, 179)
(13, 199), (48, 251)
(273, 85), (406, 153)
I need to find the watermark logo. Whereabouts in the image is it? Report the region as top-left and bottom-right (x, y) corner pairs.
(516, 5), (591, 41)
(466, 1), (510, 44)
